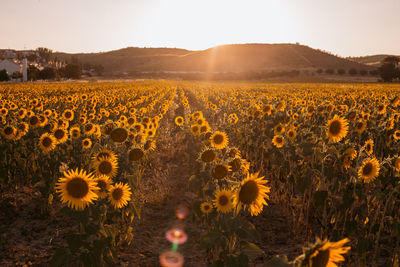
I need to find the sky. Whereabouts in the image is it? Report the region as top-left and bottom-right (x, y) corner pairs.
(0, 0), (399, 57)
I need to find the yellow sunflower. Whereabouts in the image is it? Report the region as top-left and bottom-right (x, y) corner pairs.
(2, 125), (16, 140)
(175, 116), (184, 126)
(95, 175), (112, 199)
(358, 157), (380, 183)
(53, 128), (68, 144)
(109, 182), (132, 209)
(55, 169), (99, 211)
(199, 149), (217, 163)
(274, 123), (285, 135)
(394, 158), (400, 172)
(354, 120), (366, 134)
(190, 124), (201, 136)
(213, 188), (235, 213)
(210, 131), (229, 149)
(110, 127), (128, 143)
(92, 149), (118, 165)
(94, 156), (118, 178)
(200, 202), (213, 214)
(144, 140), (156, 151)
(39, 133), (57, 152)
(272, 135), (284, 148)
(344, 147), (357, 160)
(307, 238), (351, 267)
(364, 139), (374, 156)
(82, 138), (92, 149)
(393, 130), (400, 140)
(286, 128), (297, 141)
(235, 172), (270, 216)
(326, 115), (349, 142)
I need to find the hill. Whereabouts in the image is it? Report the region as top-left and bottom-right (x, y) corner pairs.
(52, 43), (372, 75)
(348, 54), (400, 67)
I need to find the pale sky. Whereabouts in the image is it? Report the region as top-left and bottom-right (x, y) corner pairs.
(1, 0), (399, 57)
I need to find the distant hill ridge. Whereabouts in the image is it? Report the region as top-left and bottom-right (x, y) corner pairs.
(51, 43), (373, 74)
(2, 44), (381, 74)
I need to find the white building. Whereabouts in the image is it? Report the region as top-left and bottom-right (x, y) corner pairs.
(0, 59), (21, 75)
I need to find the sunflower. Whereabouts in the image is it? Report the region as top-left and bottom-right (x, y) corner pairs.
(53, 128), (68, 144)
(70, 127), (81, 139)
(213, 188), (235, 213)
(377, 104), (386, 115)
(82, 138), (92, 149)
(274, 123), (285, 135)
(92, 149), (118, 164)
(94, 156), (118, 178)
(272, 135), (284, 148)
(200, 202), (213, 214)
(144, 140), (156, 151)
(109, 182), (132, 209)
(210, 131), (229, 149)
(235, 172), (270, 216)
(393, 130), (400, 140)
(55, 169), (99, 211)
(287, 128), (297, 141)
(306, 238), (351, 267)
(211, 164), (231, 180)
(28, 115), (41, 129)
(199, 124), (211, 134)
(364, 139), (374, 156)
(354, 120), (366, 134)
(394, 158), (400, 172)
(84, 123), (96, 135)
(199, 149), (217, 163)
(326, 115), (348, 142)
(110, 127), (128, 143)
(358, 157), (380, 183)
(344, 147), (357, 160)
(190, 124), (200, 136)
(39, 133), (57, 152)
(128, 148), (145, 161)
(2, 125), (16, 140)
(62, 109), (74, 121)
(263, 105), (272, 115)
(95, 175), (112, 199)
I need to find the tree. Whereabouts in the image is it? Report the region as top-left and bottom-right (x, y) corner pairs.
(28, 65), (40, 81)
(325, 69), (334, 75)
(94, 64), (104, 76)
(378, 56), (400, 82)
(11, 71), (22, 79)
(36, 47), (53, 63)
(39, 67), (56, 80)
(0, 69), (9, 81)
(65, 63), (82, 79)
(337, 69), (345, 75)
(27, 53), (38, 62)
(348, 68), (358, 75)
(359, 69), (367, 76)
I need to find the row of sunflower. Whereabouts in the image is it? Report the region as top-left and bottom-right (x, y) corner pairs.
(189, 82), (399, 266)
(173, 86), (351, 267)
(0, 82), (176, 266)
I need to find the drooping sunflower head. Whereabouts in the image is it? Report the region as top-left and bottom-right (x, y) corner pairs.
(326, 115), (349, 142)
(344, 147), (357, 160)
(200, 202), (213, 214)
(39, 133), (57, 152)
(95, 175), (112, 199)
(128, 147), (145, 162)
(55, 169), (99, 211)
(213, 188), (235, 213)
(109, 182), (132, 209)
(94, 156), (118, 178)
(110, 127), (128, 143)
(211, 164), (231, 180)
(358, 157), (380, 183)
(235, 172), (270, 216)
(210, 131), (229, 149)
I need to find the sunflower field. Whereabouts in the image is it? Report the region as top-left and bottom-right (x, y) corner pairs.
(0, 81), (399, 267)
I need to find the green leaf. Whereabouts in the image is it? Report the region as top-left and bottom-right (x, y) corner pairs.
(240, 241), (264, 259)
(50, 247), (70, 267)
